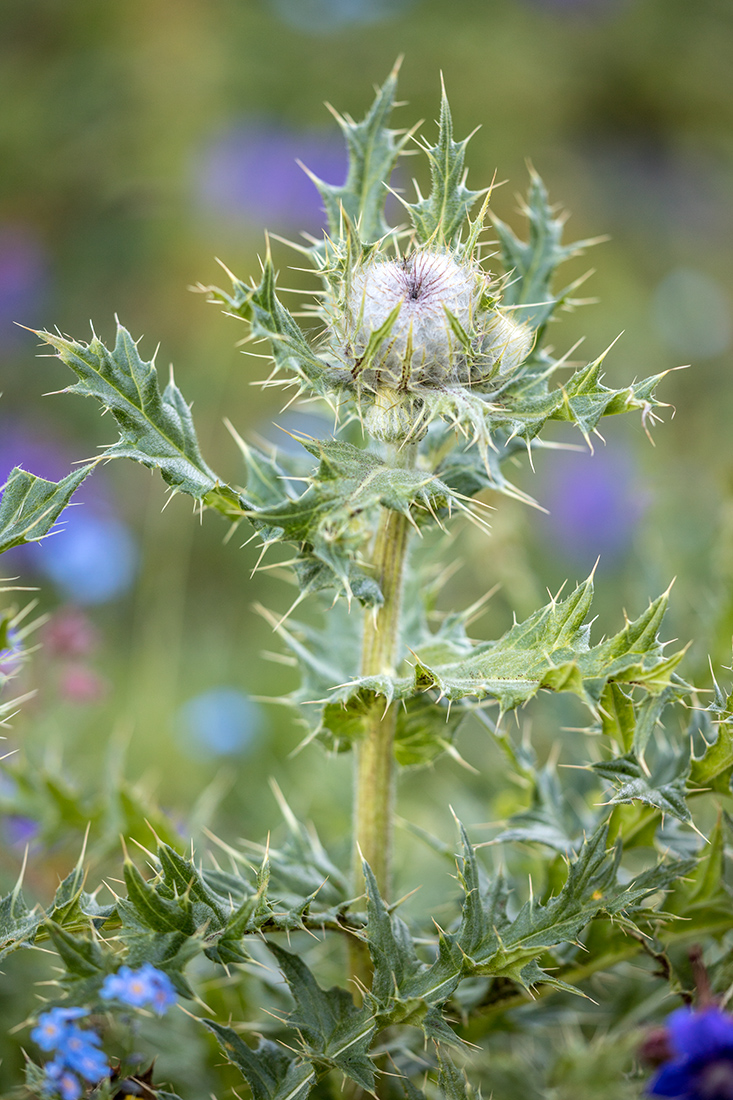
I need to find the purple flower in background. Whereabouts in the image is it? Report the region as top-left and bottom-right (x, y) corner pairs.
(267, 0), (416, 33)
(42, 607), (99, 660)
(3, 813), (41, 849)
(646, 1005), (733, 1098)
(535, 442), (647, 564)
(178, 687), (263, 758)
(100, 963), (177, 1015)
(193, 122), (346, 229)
(0, 224), (49, 355)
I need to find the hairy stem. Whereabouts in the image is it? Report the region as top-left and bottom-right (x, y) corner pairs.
(353, 443), (416, 901)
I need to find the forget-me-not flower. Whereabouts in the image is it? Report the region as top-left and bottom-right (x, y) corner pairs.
(100, 963), (177, 1015)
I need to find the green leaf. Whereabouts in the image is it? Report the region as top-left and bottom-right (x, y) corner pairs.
(157, 843), (227, 927)
(593, 745), (692, 825)
(491, 761), (592, 855)
(245, 437), (480, 604)
(599, 683), (636, 753)
(203, 1022), (315, 1100)
(393, 695), (468, 767)
(268, 943), (376, 1091)
(454, 823), (692, 988)
(0, 464), (94, 553)
(37, 323), (226, 500)
(413, 575), (684, 715)
(123, 859), (195, 934)
(437, 1051), (473, 1100)
(306, 58), (409, 245)
(363, 861), (462, 1021)
(406, 84), (483, 246)
(691, 718), (733, 790)
(45, 921), (107, 978)
(490, 167), (600, 334)
(0, 880), (41, 960)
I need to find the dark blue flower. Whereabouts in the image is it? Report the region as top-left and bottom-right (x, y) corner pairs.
(648, 1006), (733, 1098)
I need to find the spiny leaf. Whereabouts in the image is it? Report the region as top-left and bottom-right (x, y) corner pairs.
(0, 882), (41, 960)
(157, 843), (227, 927)
(593, 745), (692, 825)
(242, 438), (481, 605)
(413, 575), (684, 715)
(490, 167), (600, 335)
(268, 943), (376, 1091)
(307, 58), (409, 245)
(203, 1022), (315, 1100)
(406, 84), (483, 246)
(437, 1050), (473, 1100)
(0, 464), (95, 554)
(37, 323), (227, 500)
(455, 823), (693, 987)
(691, 717), (733, 790)
(122, 859), (195, 935)
(45, 922), (107, 978)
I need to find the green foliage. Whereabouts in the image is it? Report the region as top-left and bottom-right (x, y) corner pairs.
(4, 64), (730, 1100)
(35, 322), (229, 502)
(406, 83), (483, 247)
(489, 166), (601, 335)
(304, 57), (411, 246)
(0, 464), (95, 553)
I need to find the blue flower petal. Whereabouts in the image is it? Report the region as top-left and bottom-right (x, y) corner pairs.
(647, 1058), (694, 1097)
(668, 1007), (733, 1060)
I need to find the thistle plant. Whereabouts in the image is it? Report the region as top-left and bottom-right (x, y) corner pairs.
(3, 61), (733, 1100)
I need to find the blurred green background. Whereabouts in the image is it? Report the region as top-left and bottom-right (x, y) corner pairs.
(1, 0), (733, 1085)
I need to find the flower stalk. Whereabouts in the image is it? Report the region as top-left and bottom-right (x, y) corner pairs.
(353, 442), (416, 900)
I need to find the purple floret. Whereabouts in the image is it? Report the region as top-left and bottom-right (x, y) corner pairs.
(648, 1006), (733, 1099)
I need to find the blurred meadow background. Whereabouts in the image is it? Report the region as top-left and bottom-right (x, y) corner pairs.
(1, 0), (733, 1087)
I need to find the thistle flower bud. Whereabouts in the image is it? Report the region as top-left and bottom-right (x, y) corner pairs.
(336, 247), (532, 441)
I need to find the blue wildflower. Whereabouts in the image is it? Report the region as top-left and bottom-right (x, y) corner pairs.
(647, 1005), (733, 1098)
(100, 963), (177, 1015)
(42, 1060), (82, 1100)
(61, 1026), (107, 1082)
(31, 1007), (108, 1095)
(31, 1008), (88, 1052)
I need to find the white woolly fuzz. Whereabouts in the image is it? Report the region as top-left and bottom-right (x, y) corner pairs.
(341, 249), (532, 399)
(346, 251), (481, 388)
(481, 313), (534, 377)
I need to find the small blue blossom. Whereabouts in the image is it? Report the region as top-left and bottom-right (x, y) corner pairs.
(100, 963), (177, 1015)
(42, 1060), (82, 1100)
(61, 1027), (107, 1082)
(31, 1007), (107, 1095)
(647, 1005), (733, 1098)
(31, 1008), (88, 1051)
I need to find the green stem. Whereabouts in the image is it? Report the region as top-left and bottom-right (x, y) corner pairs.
(353, 443), (416, 901)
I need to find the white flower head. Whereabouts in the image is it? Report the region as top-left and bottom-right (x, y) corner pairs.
(340, 247), (532, 394)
